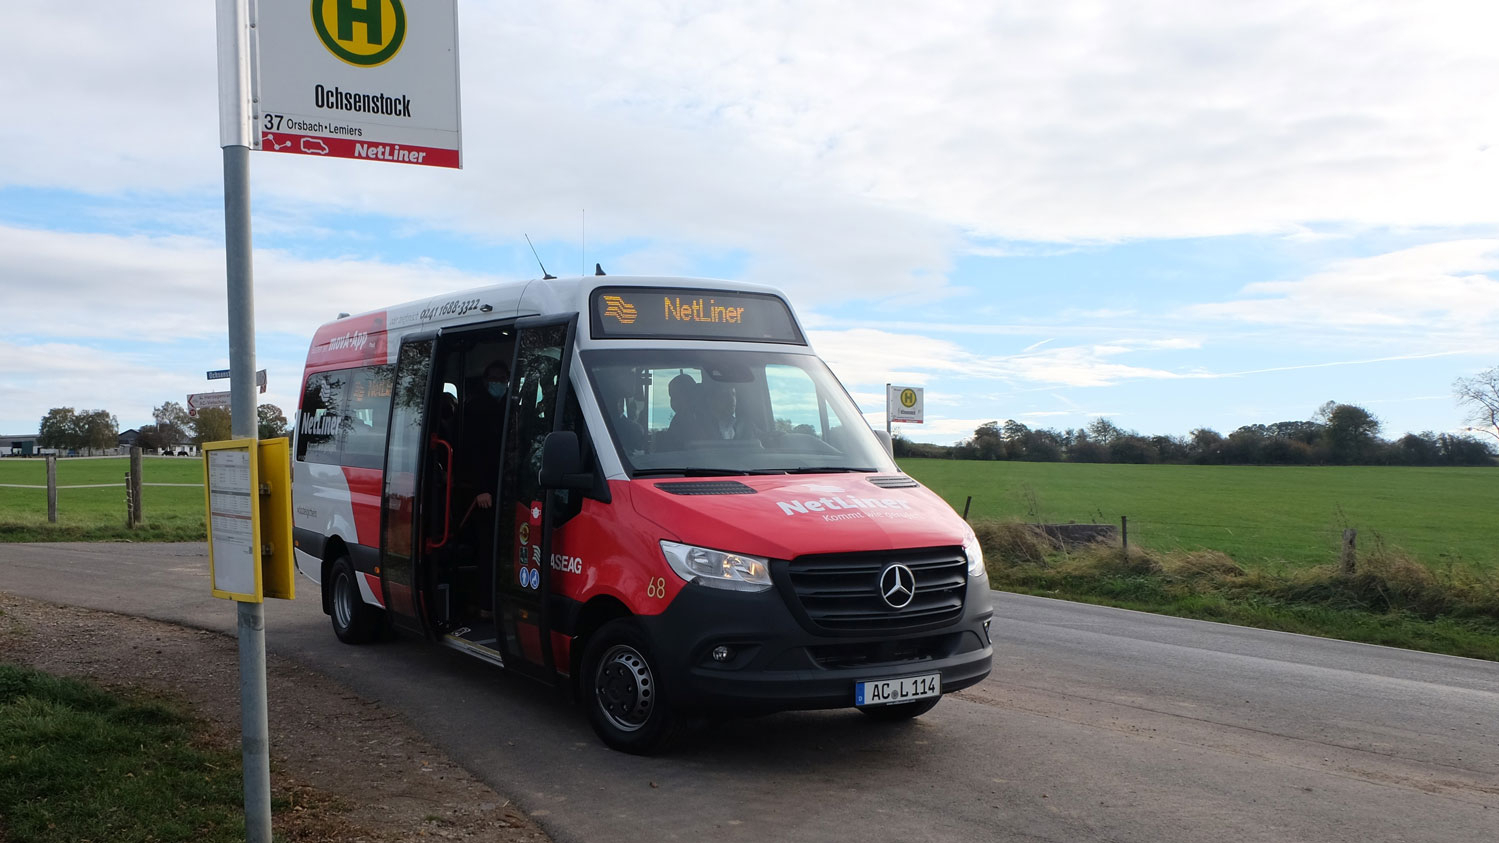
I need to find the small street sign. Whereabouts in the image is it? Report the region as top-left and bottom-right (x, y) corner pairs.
(205, 369), (267, 392)
(187, 391), (233, 417)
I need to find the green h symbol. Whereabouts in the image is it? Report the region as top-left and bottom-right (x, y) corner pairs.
(337, 0), (383, 45)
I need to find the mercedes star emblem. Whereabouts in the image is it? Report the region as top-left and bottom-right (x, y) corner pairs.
(879, 563), (916, 609)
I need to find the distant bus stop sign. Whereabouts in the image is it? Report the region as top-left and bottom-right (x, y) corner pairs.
(888, 385), (924, 424)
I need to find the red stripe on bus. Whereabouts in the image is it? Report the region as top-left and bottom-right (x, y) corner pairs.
(360, 572), (386, 608)
(342, 466), (384, 546)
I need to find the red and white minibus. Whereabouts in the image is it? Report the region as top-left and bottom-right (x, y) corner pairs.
(292, 276), (992, 753)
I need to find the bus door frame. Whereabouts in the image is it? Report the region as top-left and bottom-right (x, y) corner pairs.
(377, 331), (440, 638)
(492, 313), (579, 685)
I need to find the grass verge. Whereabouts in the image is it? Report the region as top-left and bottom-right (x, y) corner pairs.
(0, 662), (249, 843)
(1, 457), (206, 542)
(0, 519), (205, 543)
(974, 520), (1499, 661)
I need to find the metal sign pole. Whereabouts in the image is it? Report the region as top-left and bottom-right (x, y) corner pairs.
(216, 1), (271, 840)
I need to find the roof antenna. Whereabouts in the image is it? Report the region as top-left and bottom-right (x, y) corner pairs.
(595, 262), (607, 276)
(525, 234), (556, 280)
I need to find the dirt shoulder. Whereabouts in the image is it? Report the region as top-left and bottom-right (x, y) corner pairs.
(0, 592), (550, 843)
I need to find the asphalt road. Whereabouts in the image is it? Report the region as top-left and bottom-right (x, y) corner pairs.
(1, 542), (1495, 843)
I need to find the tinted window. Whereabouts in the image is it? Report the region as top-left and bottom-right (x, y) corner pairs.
(581, 349), (895, 476)
(343, 365), (394, 469)
(296, 364), (394, 468)
(297, 371), (346, 464)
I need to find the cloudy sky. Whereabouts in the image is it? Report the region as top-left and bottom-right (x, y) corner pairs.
(4, 0), (1498, 444)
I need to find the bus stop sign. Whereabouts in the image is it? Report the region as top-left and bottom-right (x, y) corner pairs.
(888, 385), (924, 424)
(253, 0), (462, 168)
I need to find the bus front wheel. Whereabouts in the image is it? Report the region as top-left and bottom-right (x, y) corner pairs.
(329, 556), (381, 644)
(581, 619), (679, 755)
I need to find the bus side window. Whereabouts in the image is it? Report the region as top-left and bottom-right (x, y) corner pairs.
(297, 372), (347, 464)
(342, 365), (394, 469)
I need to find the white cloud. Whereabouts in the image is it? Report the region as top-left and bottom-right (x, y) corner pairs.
(466, 0), (1499, 242)
(0, 224), (509, 342)
(5, 1), (1498, 440)
(0, 341), (195, 433)
(6, 0), (1499, 291)
(0, 224), (513, 428)
(811, 327), (1191, 390)
(1185, 239), (1499, 334)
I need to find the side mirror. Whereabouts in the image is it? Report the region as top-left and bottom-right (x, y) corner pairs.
(539, 431), (593, 490)
(874, 430), (894, 458)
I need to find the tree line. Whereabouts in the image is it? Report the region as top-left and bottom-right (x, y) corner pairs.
(899, 400), (1497, 467)
(35, 402), (291, 454)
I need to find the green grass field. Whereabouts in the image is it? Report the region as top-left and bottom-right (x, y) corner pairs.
(900, 459), (1499, 573)
(0, 457), (205, 542)
(5, 455), (1497, 655)
(0, 663), (251, 843)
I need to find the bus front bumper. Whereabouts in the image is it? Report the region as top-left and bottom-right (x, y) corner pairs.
(637, 578), (994, 714)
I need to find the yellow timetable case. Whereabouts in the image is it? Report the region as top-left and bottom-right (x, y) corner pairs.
(202, 437), (294, 602)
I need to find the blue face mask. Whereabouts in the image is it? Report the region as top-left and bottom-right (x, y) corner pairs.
(487, 382), (507, 400)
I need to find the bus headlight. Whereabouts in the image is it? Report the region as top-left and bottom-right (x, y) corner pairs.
(660, 541), (772, 592)
(963, 534), (987, 578)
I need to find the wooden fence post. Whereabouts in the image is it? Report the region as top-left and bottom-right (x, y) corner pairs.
(1121, 515), (1129, 553)
(46, 455), (57, 523)
(962, 496), (972, 521)
(129, 446), (144, 527)
(1340, 528), (1357, 575)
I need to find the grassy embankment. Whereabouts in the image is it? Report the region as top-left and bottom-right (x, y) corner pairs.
(6, 456), (1497, 657)
(902, 459), (1499, 660)
(0, 662), (249, 842)
(0, 457), (205, 542)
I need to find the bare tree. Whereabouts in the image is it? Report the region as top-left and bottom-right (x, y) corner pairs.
(1455, 366), (1499, 443)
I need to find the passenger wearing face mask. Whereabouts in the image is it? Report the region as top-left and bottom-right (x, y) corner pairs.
(464, 359), (510, 513)
(454, 358), (511, 620)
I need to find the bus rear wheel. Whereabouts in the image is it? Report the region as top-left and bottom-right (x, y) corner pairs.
(581, 619), (679, 755)
(859, 696), (941, 722)
(329, 556), (382, 644)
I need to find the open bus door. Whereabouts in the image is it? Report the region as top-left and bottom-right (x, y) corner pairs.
(379, 335), (438, 637)
(493, 315), (578, 682)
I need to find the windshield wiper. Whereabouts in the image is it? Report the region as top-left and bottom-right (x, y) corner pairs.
(631, 468), (754, 477)
(781, 466), (878, 474)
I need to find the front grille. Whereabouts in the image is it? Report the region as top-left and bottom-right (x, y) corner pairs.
(785, 547), (967, 632)
(807, 633), (962, 669)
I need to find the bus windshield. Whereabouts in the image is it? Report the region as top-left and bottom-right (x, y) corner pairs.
(581, 348), (897, 476)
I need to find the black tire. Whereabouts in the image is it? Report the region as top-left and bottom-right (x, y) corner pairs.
(859, 695), (941, 722)
(581, 619), (680, 754)
(328, 556), (382, 644)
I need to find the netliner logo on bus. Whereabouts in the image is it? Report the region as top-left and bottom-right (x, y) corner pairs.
(775, 495), (912, 516)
